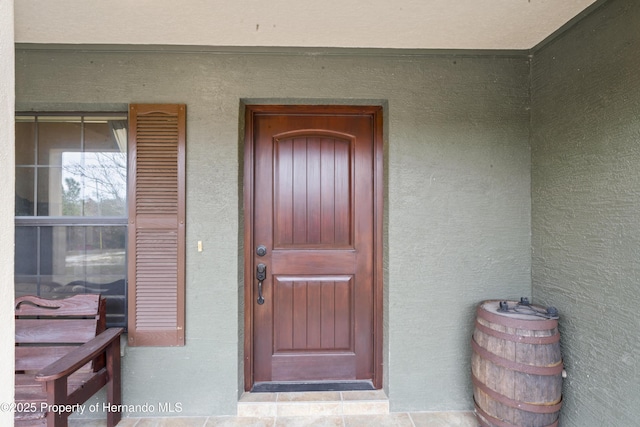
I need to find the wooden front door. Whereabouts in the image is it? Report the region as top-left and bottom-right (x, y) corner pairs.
(244, 105), (383, 390)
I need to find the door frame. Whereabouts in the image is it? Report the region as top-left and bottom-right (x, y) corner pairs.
(243, 104), (384, 391)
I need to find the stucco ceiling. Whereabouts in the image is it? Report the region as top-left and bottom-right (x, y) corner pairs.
(15, 0), (600, 50)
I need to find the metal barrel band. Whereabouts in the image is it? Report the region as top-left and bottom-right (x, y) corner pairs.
(474, 320), (561, 345)
(472, 372), (563, 414)
(478, 304), (559, 330)
(474, 400), (559, 427)
(472, 337), (564, 376)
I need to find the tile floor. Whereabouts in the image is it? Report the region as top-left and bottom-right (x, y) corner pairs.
(68, 391), (479, 427)
(71, 412), (478, 427)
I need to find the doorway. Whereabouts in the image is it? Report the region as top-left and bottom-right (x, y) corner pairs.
(243, 105), (383, 391)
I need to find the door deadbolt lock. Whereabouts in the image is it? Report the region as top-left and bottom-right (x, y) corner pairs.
(256, 245), (267, 257)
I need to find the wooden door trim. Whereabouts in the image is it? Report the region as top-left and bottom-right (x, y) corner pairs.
(243, 104), (384, 391)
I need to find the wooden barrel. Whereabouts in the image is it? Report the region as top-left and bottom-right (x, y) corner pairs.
(471, 300), (563, 427)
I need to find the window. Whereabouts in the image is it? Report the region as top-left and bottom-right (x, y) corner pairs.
(15, 105), (186, 346)
(15, 113), (128, 328)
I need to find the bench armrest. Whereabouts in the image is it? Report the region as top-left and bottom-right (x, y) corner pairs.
(35, 328), (123, 382)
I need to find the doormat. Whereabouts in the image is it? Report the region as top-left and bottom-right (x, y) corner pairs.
(251, 381), (375, 393)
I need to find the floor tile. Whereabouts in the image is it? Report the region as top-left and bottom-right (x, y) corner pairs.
(115, 419), (140, 427)
(341, 390), (389, 415)
(133, 417), (209, 426)
(341, 399), (388, 415)
(340, 390), (387, 401)
(71, 410), (477, 427)
(206, 416), (275, 427)
(409, 411), (478, 427)
(343, 413), (413, 427)
(240, 392), (278, 403)
(277, 392), (342, 402)
(275, 415), (344, 427)
(69, 420), (108, 427)
(276, 401), (342, 417)
(237, 402), (277, 417)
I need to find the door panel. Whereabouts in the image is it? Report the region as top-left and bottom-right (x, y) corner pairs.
(273, 276), (353, 352)
(274, 134), (353, 248)
(245, 106), (382, 389)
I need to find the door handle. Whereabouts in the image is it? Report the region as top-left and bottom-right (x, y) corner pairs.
(256, 263), (267, 305)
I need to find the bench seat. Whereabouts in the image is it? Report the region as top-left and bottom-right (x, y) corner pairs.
(15, 295), (123, 427)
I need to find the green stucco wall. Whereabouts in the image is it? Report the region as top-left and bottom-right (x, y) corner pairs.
(15, 47), (532, 415)
(531, 0), (640, 425)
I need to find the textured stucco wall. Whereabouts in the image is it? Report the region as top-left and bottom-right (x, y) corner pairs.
(531, 0), (640, 425)
(386, 55), (531, 410)
(0, 1), (15, 426)
(15, 46), (531, 415)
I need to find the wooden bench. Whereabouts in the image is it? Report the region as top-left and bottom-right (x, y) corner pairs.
(15, 294), (123, 427)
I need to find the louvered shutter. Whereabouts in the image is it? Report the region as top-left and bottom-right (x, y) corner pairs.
(127, 104), (186, 346)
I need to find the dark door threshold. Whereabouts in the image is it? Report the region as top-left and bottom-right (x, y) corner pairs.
(251, 380), (375, 393)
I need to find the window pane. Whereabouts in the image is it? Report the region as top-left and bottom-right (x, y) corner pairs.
(84, 118), (127, 153)
(36, 160), (127, 217)
(37, 118), (82, 166)
(15, 228), (64, 297)
(15, 276), (41, 298)
(15, 166), (35, 215)
(15, 226), (37, 275)
(17, 225), (127, 327)
(60, 152), (127, 217)
(39, 226), (126, 278)
(15, 118), (36, 165)
(84, 118), (128, 216)
(37, 166), (63, 216)
(47, 225), (126, 327)
(66, 226), (126, 276)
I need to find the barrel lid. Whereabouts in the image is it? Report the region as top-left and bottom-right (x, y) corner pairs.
(478, 299), (559, 329)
